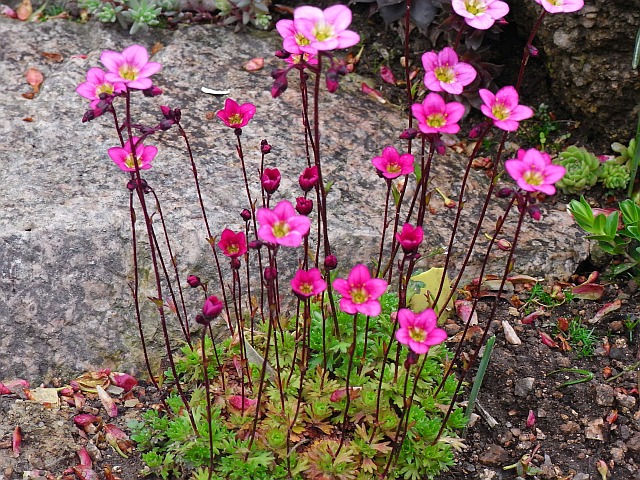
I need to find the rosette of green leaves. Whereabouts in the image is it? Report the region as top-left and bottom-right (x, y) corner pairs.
(554, 146), (600, 194)
(599, 160), (631, 190)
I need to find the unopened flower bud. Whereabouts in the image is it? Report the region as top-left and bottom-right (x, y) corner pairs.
(159, 119), (174, 130)
(202, 295), (223, 319)
(195, 314), (208, 325)
(261, 168), (281, 195)
(468, 122), (488, 139)
(248, 240), (263, 249)
(264, 267), (278, 281)
(142, 85), (163, 97)
(434, 138), (446, 155)
(496, 187), (514, 198)
(326, 68), (340, 93)
(127, 179), (137, 191)
(187, 275), (201, 288)
(404, 351), (419, 369)
(260, 139), (272, 154)
(275, 49), (291, 59)
(299, 166), (319, 192)
(295, 196), (313, 215)
(160, 105), (173, 119)
(497, 239), (512, 251)
(399, 128), (419, 140)
(528, 205), (542, 221)
(324, 255), (338, 271)
(528, 44), (539, 57)
(240, 209), (252, 221)
(230, 258), (241, 270)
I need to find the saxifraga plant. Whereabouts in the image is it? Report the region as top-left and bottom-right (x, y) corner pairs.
(77, 0), (583, 478)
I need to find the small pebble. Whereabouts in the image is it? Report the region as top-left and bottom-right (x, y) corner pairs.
(585, 418), (605, 441)
(502, 320), (521, 345)
(594, 383), (615, 407)
(514, 377), (535, 397)
(478, 444), (509, 466)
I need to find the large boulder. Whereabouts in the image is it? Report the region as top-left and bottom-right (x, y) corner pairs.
(0, 17), (587, 382)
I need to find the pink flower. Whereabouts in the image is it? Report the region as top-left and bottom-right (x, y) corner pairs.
(202, 295), (224, 319)
(276, 18), (315, 55)
(422, 47), (477, 95)
(395, 224), (424, 254)
(256, 200), (311, 247)
(395, 308), (448, 355)
(293, 5), (360, 52)
(411, 93), (465, 135)
(299, 166), (319, 192)
(291, 268), (327, 298)
(261, 168), (281, 195)
(284, 53), (319, 67)
(479, 86), (533, 132)
(535, 0), (583, 13)
(76, 68), (126, 108)
(332, 264), (388, 317)
(371, 146), (414, 179)
(108, 137), (158, 172)
(451, 0), (509, 30)
(216, 98), (257, 128)
(217, 229), (247, 259)
(504, 148), (566, 195)
(100, 45), (161, 90)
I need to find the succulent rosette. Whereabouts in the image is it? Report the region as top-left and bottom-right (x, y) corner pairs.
(553, 146), (600, 194)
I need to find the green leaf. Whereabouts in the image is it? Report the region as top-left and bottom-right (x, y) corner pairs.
(628, 109), (640, 197)
(604, 211), (620, 238)
(633, 25), (640, 70)
(392, 183), (401, 207)
(568, 197), (595, 231)
(620, 199), (640, 225)
(611, 262), (638, 276)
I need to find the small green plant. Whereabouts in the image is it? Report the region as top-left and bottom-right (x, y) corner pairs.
(568, 196), (640, 278)
(624, 316), (640, 342)
(554, 145), (600, 194)
(567, 318), (597, 357)
(523, 103), (572, 152)
(524, 282), (573, 312)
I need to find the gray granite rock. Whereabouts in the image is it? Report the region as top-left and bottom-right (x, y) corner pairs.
(0, 17), (588, 381)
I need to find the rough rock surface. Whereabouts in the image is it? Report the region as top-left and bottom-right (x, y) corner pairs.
(0, 17), (587, 381)
(511, 0), (640, 142)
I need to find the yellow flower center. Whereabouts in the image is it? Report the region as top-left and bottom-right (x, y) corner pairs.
(351, 287), (369, 304)
(124, 154), (142, 169)
(299, 282), (314, 295)
(386, 162), (401, 174)
(549, 0), (562, 5)
(409, 327), (427, 343)
(427, 113), (446, 128)
(119, 65), (139, 81)
(228, 113), (243, 126)
(227, 244), (239, 254)
(523, 170), (544, 186)
(96, 84), (114, 96)
(295, 33), (311, 46)
(434, 66), (455, 83)
(272, 221), (290, 238)
(313, 22), (335, 42)
(491, 103), (510, 120)
(465, 0), (486, 15)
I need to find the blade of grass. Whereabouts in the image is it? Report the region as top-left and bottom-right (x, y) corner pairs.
(465, 335), (496, 421)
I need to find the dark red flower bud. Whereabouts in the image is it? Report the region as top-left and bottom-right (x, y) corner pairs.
(275, 49), (291, 59)
(299, 166), (319, 192)
(399, 128), (419, 140)
(528, 205), (542, 221)
(261, 168), (281, 195)
(404, 351), (419, 369)
(295, 196), (313, 215)
(240, 209), (252, 221)
(202, 295), (223, 320)
(271, 69), (289, 98)
(528, 44), (539, 57)
(248, 240), (263, 249)
(160, 105), (173, 119)
(187, 275), (201, 288)
(496, 187), (514, 198)
(326, 68), (339, 93)
(195, 314), (208, 325)
(264, 267), (278, 281)
(127, 180), (137, 191)
(142, 85), (163, 97)
(261, 139), (272, 154)
(324, 255), (338, 271)
(230, 258), (241, 270)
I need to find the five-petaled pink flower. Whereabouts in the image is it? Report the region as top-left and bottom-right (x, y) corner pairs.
(535, 0), (583, 13)
(332, 264), (388, 317)
(293, 5), (360, 52)
(299, 166), (319, 192)
(504, 148), (566, 195)
(479, 86), (533, 132)
(216, 98), (257, 129)
(371, 146), (414, 179)
(100, 45), (162, 90)
(422, 47), (477, 95)
(291, 268), (327, 298)
(396, 224), (424, 254)
(451, 0), (509, 30)
(108, 137), (158, 172)
(276, 18), (315, 55)
(217, 229), (247, 259)
(256, 200), (311, 247)
(395, 308), (448, 355)
(76, 67), (126, 108)
(411, 93), (465, 135)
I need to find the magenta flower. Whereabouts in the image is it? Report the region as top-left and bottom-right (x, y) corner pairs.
(276, 18), (314, 55)
(261, 168), (281, 195)
(291, 268), (327, 298)
(504, 148), (566, 195)
(256, 200), (311, 247)
(535, 0), (583, 13)
(422, 47), (477, 95)
(332, 264), (388, 317)
(479, 86), (533, 132)
(76, 68), (126, 108)
(108, 137), (158, 172)
(100, 45), (161, 90)
(411, 93), (465, 135)
(451, 0), (509, 30)
(216, 98), (256, 129)
(299, 166), (319, 192)
(293, 5), (360, 52)
(371, 146), (414, 179)
(395, 308), (448, 355)
(395, 224), (424, 254)
(217, 229), (247, 259)
(202, 295), (224, 320)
